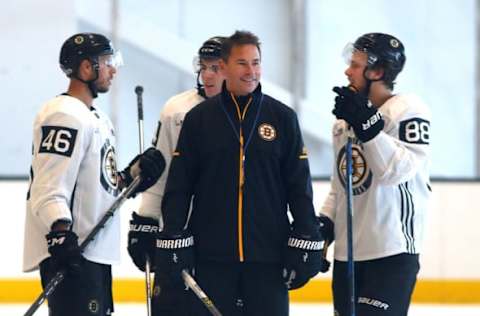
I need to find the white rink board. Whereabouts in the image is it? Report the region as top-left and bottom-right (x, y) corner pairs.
(2, 180), (479, 280)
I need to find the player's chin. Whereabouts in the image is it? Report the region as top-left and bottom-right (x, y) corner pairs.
(242, 81), (258, 93)
(97, 82), (112, 93)
(97, 86), (110, 94)
(204, 86), (220, 97)
(348, 79), (364, 91)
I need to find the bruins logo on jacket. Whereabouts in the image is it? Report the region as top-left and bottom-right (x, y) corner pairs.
(258, 123), (276, 141)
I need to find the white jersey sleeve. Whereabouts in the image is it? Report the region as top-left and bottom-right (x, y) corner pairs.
(138, 89), (204, 226)
(321, 94), (431, 262)
(320, 184), (337, 221)
(28, 110), (86, 228)
(362, 94), (431, 186)
(24, 95), (121, 272)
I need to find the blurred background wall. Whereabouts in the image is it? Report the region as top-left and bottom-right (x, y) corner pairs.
(0, 0), (477, 178)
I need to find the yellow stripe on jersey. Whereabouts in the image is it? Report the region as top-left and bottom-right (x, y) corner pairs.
(299, 146), (308, 159)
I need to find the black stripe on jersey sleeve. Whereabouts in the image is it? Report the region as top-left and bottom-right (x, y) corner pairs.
(399, 183), (415, 253)
(404, 183), (416, 253)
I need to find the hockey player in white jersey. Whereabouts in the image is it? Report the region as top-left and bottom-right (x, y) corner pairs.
(23, 33), (165, 316)
(319, 33), (431, 316)
(126, 36), (226, 315)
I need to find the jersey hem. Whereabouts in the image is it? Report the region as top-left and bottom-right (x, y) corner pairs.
(333, 248), (419, 262)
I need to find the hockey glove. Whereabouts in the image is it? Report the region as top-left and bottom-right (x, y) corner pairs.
(317, 214), (335, 273)
(317, 214), (334, 244)
(127, 212), (160, 272)
(155, 230), (195, 285)
(46, 230), (83, 275)
(120, 147), (166, 196)
(283, 227), (324, 290)
(332, 86), (384, 142)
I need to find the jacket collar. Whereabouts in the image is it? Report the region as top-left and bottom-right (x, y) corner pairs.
(220, 81), (263, 108)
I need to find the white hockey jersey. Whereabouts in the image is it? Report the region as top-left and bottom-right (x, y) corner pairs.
(23, 95), (121, 272)
(138, 89), (204, 226)
(321, 94), (431, 261)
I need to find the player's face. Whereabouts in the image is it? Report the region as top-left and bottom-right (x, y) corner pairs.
(344, 50), (384, 93)
(199, 59), (224, 98)
(344, 51), (368, 91)
(222, 44), (261, 96)
(95, 54), (118, 93)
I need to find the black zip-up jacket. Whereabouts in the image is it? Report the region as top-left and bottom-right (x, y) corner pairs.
(162, 83), (317, 263)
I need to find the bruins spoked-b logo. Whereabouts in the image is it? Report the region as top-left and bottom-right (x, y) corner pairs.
(336, 139), (372, 195)
(390, 38), (400, 48)
(100, 140), (119, 196)
(153, 285), (161, 297)
(258, 123), (276, 141)
(74, 35), (84, 45)
(88, 299), (99, 314)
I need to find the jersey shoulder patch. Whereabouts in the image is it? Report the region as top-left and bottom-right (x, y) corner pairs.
(399, 118), (430, 145)
(39, 125), (78, 157)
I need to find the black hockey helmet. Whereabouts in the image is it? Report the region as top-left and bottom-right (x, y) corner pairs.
(194, 36), (226, 98)
(348, 33), (406, 86)
(59, 33), (122, 98)
(198, 36), (226, 60)
(59, 33), (116, 77)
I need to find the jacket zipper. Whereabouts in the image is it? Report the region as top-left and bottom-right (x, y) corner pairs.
(231, 93), (252, 262)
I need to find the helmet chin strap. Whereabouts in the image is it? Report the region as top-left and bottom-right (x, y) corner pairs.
(87, 81), (99, 99)
(196, 71), (207, 99)
(361, 67), (383, 98)
(73, 58), (100, 98)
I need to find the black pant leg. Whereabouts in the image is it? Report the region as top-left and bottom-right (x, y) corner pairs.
(333, 254), (420, 316)
(357, 254), (419, 316)
(39, 258), (113, 316)
(191, 261), (241, 316)
(151, 273), (191, 316)
(241, 263), (289, 316)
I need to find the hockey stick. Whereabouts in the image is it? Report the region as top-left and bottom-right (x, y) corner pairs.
(135, 85), (145, 152)
(182, 270), (223, 316)
(24, 176), (142, 316)
(345, 132), (356, 316)
(323, 240), (330, 259)
(135, 85), (153, 316)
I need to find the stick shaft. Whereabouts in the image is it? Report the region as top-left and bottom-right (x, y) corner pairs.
(346, 136), (356, 316)
(135, 85), (152, 316)
(135, 85), (145, 152)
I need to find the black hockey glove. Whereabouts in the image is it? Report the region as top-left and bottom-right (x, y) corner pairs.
(120, 147), (166, 196)
(332, 86), (384, 142)
(127, 212), (160, 272)
(283, 227), (324, 290)
(155, 230), (195, 285)
(317, 214), (334, 243)
(317, 214), (335, 273)
(46, 230), (83, 275)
